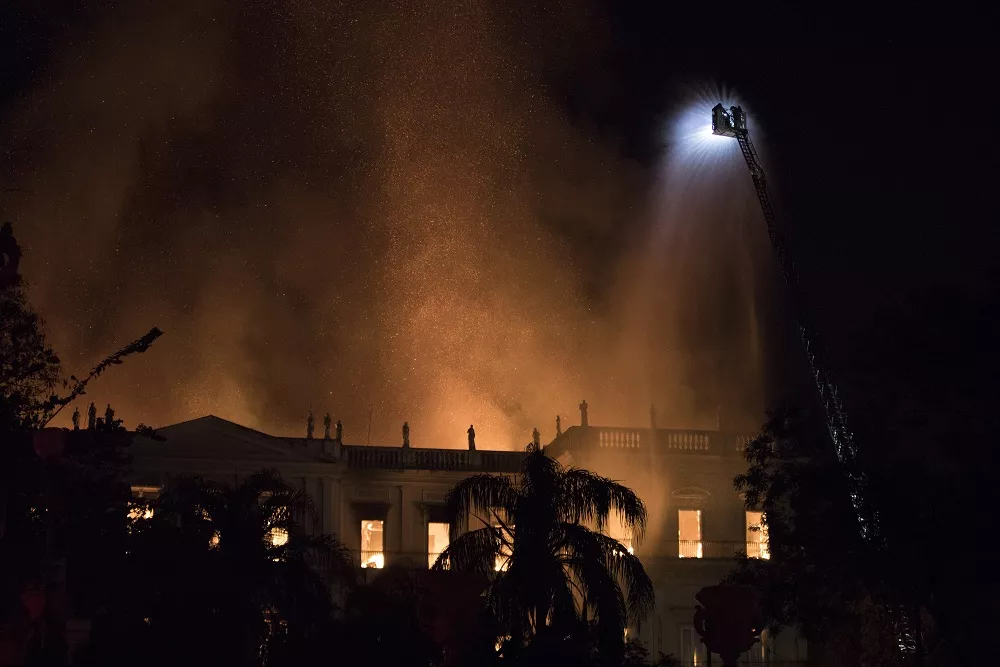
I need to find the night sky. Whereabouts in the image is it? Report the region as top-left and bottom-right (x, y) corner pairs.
(2, 2), (994, 447)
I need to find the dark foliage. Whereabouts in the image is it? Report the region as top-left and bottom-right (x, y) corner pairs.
(0, 223), (161, 666)
(727, 281), (1000, 666)
(81, 469), (352, 667)
(437, 448), (654, 666)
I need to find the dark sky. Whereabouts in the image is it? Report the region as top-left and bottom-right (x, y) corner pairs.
(2, 1), (995, 446)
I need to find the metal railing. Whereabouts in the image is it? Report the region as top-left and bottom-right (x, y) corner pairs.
(360, 549), (385, 569)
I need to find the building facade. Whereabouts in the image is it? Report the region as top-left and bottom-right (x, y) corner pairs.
(130, 412), (805, 665)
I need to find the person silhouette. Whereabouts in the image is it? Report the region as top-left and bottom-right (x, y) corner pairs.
(467, 425), (476, 451)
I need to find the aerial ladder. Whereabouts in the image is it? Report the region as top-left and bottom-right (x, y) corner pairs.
(711, 105), (918, 656)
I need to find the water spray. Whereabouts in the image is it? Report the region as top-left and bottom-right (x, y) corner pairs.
(710, 103), (921, 655)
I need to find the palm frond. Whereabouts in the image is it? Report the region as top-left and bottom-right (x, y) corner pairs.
(553, 523), (654, 625)
(485, 568), (532, 640)
(435, 525), (501, 576)
(444, 473), (518, 536)
(560, 468), (648, 541)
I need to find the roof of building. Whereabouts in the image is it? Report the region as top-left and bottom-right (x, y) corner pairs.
(132, 415), (319, 463)
(131, 415), (526, 473)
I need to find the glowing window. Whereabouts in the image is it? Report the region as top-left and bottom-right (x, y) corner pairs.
(745, 511), (770, 559)
(427, 522), (450, 569)
(127, 486), (158, 522)
(269, 527), (288, 547)
(607, 514), (634, 555)
(678, 510), (702, 559)
(361, 520), (384, 568)
(127, 504), (154, 521)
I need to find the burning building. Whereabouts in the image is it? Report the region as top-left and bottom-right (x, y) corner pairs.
(129, 403), (805, 664)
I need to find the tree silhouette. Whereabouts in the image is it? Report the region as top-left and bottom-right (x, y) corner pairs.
(0, 223), (161, 666)
(86, 469), (353, 667)
(435, 448), (653, 665)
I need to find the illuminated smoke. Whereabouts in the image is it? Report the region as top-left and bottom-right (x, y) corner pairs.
(2, 3), (776, 448)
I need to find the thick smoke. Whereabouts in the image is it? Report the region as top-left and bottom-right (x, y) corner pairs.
(2, 1), (774, 448)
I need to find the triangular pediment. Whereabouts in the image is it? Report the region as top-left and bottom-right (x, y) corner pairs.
(132, 415), (319, 463)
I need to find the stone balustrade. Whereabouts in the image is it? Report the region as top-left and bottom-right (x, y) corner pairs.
(568, 427), (748, 456)
(343, 445), (524, 472)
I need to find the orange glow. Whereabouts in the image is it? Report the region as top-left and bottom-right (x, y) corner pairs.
(361, 520), (384, 568)
(745, 510), (770, 559)
(427, 521), (449, 568)
(493, 523), (513, 572)
(606, 514), (634, 555)
(127, 505), (154, 521)
(269, 527), (288, 546)
(15, 1), (769, 460)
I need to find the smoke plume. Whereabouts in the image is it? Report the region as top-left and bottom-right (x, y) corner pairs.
(2, 0), (775, 448)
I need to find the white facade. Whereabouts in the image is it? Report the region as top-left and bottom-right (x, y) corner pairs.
(130, 415), (805, 665)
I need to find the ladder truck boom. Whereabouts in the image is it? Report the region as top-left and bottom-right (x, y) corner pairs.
(711, 103), (875, 541)
(712, 103), (921, 657)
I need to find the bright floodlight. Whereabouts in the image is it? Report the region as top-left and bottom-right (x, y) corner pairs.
(711, 104), (747, 138)
(671, 99), (739, 170)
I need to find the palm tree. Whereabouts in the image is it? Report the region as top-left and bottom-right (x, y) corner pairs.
(434, 448), (654, 663)
(111, 469), (353, 667)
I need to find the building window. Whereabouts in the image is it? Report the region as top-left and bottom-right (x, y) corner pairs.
(269, 527), (289, 547)
(680, 626), (707, 666)
(127, 503), (154, 521)
(607, 514), (634, 555)
(678, 509), (702, 558)
(361, 519), (384, 568)
(127, 486), (158, 522)
(745, 511), (770, 559)
(427, 522), (449, 568)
